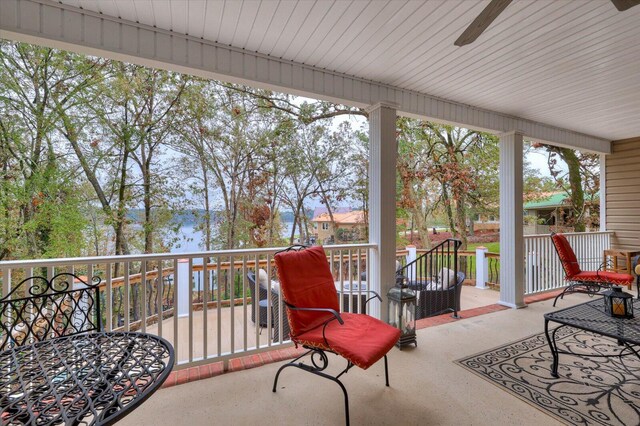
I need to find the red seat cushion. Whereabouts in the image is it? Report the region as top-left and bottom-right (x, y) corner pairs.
(572, 271), (633, 286)
(551, 233), (581, 278)
(294, 313), (401, 369)
(274, 246), (340, 336)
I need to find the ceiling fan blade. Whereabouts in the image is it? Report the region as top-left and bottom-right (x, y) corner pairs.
(610, 0), (640, 11)
(454, 0), (513, 47)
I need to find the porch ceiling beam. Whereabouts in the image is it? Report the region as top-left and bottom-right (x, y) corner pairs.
(0, 0), (611, 154)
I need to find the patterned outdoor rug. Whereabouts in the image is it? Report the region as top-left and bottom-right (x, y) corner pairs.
(457, 327), (640, 426)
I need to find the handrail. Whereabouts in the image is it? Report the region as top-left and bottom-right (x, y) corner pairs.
(0, 243), (378, 370)
(523, 230), (613, 239)
(401, 239), (462, 271)
(0, 243), (378, 269)
(93, 250), (377, 291)
(396, 238), (462, 319)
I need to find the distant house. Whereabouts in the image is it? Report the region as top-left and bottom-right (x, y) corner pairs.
(311, 209), (366, 244)
(311, 206), (353, 219)
(470, 192), (599, 235)
(523, 191), (598, 234)
(473, 213), (500, 232)
(524, 192), (570, 228)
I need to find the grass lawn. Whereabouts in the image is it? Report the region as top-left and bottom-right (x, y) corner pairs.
(468, 242), (500, 253)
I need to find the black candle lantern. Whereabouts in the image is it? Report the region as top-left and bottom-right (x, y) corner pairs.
(602, 286), (634, 319)
(387, 274), (417, 349)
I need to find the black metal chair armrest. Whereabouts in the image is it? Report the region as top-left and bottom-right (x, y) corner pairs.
(338, 289), (381, 307)
(361, 290), (382, 306)
(284, 302), (344, 325)
(597, 259), (614, 272)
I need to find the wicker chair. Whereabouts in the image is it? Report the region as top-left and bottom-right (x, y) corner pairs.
(270, 286), (291, 342)
(247, 271), (270, 329)
(411, 271), (465, 319)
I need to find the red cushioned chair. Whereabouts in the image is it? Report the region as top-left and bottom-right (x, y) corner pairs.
(550, 232), (635, 306)
(272, 245), (401, 426)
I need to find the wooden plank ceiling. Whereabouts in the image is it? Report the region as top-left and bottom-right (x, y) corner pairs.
(58, 0), (640, 141)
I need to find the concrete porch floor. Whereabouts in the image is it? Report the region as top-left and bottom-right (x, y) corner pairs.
(119, 293), (596, 426)
(458, 284), (500, 309)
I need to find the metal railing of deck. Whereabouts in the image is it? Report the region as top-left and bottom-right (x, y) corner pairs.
(0, 243), (376, 370)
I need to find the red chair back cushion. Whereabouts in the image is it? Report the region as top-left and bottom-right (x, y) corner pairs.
(274, 246), (339, 336)
(551, 233), (581, 278)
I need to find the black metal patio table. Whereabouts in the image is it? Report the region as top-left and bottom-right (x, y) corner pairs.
(0, 331), (174, 425)
(544, 298), (640, 377)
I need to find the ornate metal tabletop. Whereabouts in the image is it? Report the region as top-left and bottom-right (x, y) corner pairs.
(0, 332), (174, 425)
(544, 298), (640, 377)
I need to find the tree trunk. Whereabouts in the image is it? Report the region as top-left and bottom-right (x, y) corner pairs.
(454, 191), (468, 249)
(410, 205), (431, 249)
(561, 148), (586, 232)
(58, 107), (130, 258)
(290, 201), (304, 244)
(442, 183), (456, 238)
(142, 156), (153, 253)
(201, 159), (212, 251)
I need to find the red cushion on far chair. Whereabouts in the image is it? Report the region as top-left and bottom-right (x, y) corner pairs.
(294, 313), (401, 370)
(573, 271), (634, 286)
(274, 246), (340, 336)
(551, 233), (581, 278)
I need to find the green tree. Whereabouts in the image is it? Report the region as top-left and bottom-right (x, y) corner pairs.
(0, 42), (92, 259)
(533, 143), (599, 232)
(397, 120), (486, 248)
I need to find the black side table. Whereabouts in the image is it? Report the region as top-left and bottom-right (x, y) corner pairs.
(544, 298), (640, 377)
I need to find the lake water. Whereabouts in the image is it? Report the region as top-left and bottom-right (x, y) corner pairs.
(171, 222), (295, 254)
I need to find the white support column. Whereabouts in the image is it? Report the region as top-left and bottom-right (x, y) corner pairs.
(599, 153), (606, 231)
(499, 131), (526, 308)
(367, 102), (398, 321)
(177, 259), (190, 318)
(475, 246), (488, 289)
(406, 245), (417, 283)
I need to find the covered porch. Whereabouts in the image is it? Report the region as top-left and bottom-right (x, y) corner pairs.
(2, 0), (640, 425)
(0, 0), (627, 315)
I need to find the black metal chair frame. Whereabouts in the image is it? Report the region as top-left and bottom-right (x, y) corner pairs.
(0, 273), (102, 351)
(549, 232), (626, 306)
(271, 245), (386, 426)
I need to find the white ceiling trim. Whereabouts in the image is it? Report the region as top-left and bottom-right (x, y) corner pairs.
(0, 0), (611, 153)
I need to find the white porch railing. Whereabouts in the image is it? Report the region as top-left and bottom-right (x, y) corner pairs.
(523, 231), (613, 295)
(0, 243), (376, 370)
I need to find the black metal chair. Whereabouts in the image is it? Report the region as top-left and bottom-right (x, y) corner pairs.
(247, 271), (271, 330)
(271, 245), (401, 426)
(0, 273), (102, 351)
(550, 232), (635, 305)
